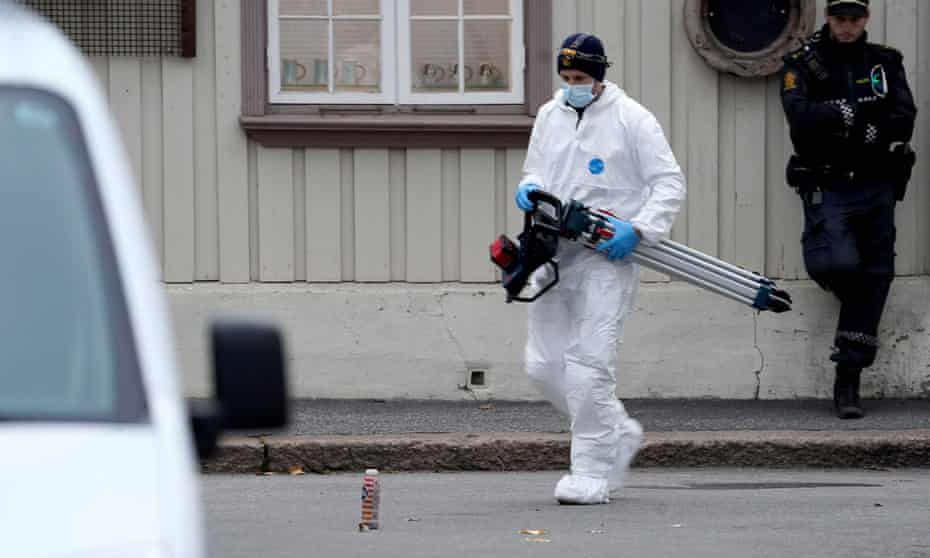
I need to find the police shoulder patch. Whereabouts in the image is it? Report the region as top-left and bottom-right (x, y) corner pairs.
(783, 70), (798, 91)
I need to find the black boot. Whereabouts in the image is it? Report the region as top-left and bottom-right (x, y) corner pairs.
(833, 365), (863, 419)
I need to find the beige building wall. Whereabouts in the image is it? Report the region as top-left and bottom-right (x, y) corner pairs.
(80, 0), (930, 399)
(88, 0), (930, 285)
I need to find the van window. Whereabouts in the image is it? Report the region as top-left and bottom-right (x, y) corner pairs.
(0, 87), (147, 423)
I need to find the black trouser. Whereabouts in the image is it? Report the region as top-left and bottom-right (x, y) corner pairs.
(801, 186), (897, 369)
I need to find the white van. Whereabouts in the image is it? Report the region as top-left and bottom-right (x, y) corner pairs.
(0, 4), (287, 557)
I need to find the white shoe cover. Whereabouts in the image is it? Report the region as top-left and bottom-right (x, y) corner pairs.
(554, 474), (609, 505)
(608, 418), (643, 492)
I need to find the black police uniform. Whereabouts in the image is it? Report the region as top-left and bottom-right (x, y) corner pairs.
(780, 24), (917, 416)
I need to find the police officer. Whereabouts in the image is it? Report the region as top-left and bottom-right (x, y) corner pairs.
(781, 0), (917, 419)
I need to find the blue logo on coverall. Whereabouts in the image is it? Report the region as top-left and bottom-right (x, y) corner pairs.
(589, 158), (605, 175)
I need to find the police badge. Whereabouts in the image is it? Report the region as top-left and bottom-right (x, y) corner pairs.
(870, 64), (888, 98)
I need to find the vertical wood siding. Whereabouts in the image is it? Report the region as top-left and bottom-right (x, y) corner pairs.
(85, 0), (928, 284)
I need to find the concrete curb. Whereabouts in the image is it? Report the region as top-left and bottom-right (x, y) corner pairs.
(201, 430), (930, 473)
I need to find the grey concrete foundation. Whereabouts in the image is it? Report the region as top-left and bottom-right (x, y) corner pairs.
(167, 278), (930, 400)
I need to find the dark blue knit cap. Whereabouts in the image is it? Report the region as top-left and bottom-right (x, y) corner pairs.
(557, 33), (610, 82)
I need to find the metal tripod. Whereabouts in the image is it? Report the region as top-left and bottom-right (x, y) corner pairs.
(490, 190), (793, 311)
(630, 240), (792, 313)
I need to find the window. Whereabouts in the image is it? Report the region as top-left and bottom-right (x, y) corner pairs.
(399, 0), (523, 104)
(270, 0), (396, 103)
(241, 1), (552, 148)
(268, 0), (523, 104)
(0, 87), (147, 423)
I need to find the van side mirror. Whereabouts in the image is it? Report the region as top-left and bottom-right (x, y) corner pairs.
(190, 320), (289, 460)
(211, 320), (289, 429)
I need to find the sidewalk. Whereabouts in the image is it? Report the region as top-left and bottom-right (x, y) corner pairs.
(203, 399), (930, 473)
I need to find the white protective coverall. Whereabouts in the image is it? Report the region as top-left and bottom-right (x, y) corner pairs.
(521, 80), (685, 503)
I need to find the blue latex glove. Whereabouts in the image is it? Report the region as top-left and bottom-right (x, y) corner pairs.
(515, 183), (540, 212)
(596, 217), (640, 261)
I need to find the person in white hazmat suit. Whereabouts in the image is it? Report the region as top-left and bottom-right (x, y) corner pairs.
(516, 33), (686, 505)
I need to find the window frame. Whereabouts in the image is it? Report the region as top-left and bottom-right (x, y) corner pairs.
(683, 0), (817, 78)
(240, 0), (552, 148)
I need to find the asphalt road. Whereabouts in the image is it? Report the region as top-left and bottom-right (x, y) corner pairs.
(203, 469), (930, 558)
(264, 398), (930, 436)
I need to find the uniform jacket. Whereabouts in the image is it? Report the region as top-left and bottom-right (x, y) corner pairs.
(781, 25), (917, 178)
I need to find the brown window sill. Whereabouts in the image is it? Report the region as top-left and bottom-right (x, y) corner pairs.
(240, 113), (534, 149)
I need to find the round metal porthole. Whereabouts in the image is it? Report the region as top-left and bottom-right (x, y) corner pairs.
(684, 0), (817, 78)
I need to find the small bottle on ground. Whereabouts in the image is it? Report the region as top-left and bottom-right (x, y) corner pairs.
(359, 468), (380, 531)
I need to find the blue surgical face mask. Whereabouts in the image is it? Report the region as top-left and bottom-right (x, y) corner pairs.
(561, 82), (596, 108)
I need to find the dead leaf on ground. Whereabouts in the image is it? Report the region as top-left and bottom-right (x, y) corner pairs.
(519, 529), (548, 536)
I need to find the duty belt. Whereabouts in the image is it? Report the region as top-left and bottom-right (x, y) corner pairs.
(787, 156), (864, 192)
